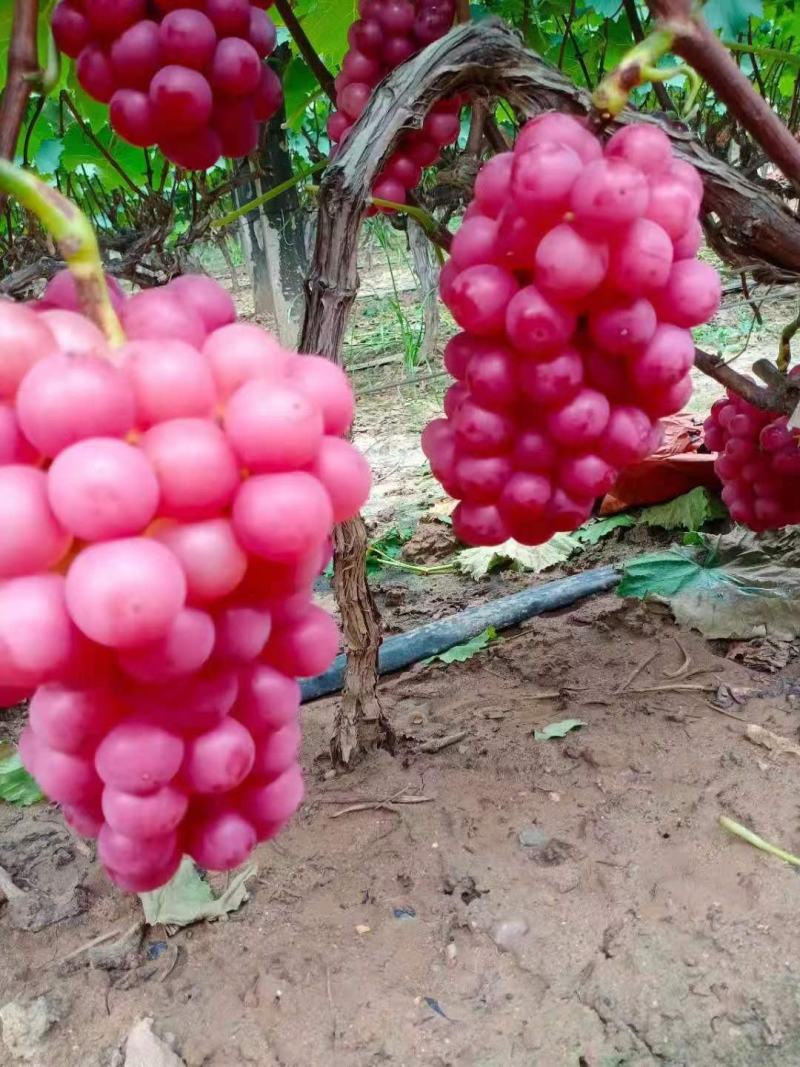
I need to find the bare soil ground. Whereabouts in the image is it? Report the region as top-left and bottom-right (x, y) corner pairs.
(4, 588), (800, 1067)
(3, 255), (800, 1067)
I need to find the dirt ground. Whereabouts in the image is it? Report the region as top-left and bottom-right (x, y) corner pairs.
(5, 584), (800, 1067)
(4, 256), (800, 1066)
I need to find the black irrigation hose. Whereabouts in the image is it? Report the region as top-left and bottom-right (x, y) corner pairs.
(300, 564), (620, 702)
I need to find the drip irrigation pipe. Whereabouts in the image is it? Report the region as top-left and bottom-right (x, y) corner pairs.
(300, 564), (620, 702)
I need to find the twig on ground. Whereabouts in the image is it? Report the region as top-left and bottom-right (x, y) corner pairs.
(626, 683), (719, 694)
(330, 789), (435, 818)
(662, 637), (691, 679)
(326, 966), (337, 1049)
(418, 731), (468, 753)
(704, 700), (750, 722)
(160, 943), (181, 983)
(617, 649), (659, 693)
(57, 922), (142, 966)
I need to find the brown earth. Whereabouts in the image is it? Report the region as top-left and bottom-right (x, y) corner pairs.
(3, 584), (800, 1066)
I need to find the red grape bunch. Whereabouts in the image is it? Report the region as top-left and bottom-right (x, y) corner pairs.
(0, 272), (370, 892)
(704, 382), (800, 530)
(328, 0), (460, 210)
(51, 0), (283, 169)
(423, 115), (722, 546)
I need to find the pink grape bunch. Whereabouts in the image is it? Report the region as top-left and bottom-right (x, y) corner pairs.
(328, 0), (460, 211)
(51, 0), (282, 169)
(0, 272), (371, 892)
(423, 115), (722, 546)
(704, 380), (800, 530)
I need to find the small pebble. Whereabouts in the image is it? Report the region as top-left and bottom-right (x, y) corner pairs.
(489, 918), (529, 953)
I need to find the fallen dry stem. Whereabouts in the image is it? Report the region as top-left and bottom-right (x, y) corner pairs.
(330, 788), (435, 818)
(626, 683), (719, 694)
(704, 701), (750, 723)
(662, 637), (692, 679)
(617, 649), (659, 692)
(418, 731), (468, 753)
(57, 922), (142, 966)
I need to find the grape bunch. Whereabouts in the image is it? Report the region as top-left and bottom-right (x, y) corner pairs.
(51, 0), (282, 169)
(423, 115), (721, 546)
(0, 273), (370, 892)
(328, 0), (459, 210)
(704, 383), (800, 530)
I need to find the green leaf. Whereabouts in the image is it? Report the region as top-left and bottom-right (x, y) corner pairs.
(33, 137), (65, 175)
(638, 488), (727, 532)
(534, 719), (587, 741)
(456, 534), (581, 580)
(284, 0), (355, 69)
(703, 0), (763, 37)
(366, 524), (416, 574)
(617, 527), (800, 639)
(0, 753), (44, 807)
(282, 57), (322, 130)
(575, 514), (635, 545)
(682, 531), (705, 546)
(424, 626), (497, 665)
(139, 857), (257, 928)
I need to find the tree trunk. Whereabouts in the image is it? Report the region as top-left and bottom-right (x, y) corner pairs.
(234, 159), (271, 320)
(252, 44), (308, 345)
(408, 220), (440, 365)
(329, 518), (394, 766)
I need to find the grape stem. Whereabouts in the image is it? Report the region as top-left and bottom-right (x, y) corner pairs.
(777, 304), (800, 374)
(0, 159), (125, 346)
(591, 29), (675, 125)
(213, 160), (327, 229)
(370, 196), (451, 256)
(719, 815), (800, 868)
(723, 39), (800, 69)
(368, 549), (455, 576)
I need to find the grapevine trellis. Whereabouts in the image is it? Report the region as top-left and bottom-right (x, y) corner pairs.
(2, 0), (800, 773)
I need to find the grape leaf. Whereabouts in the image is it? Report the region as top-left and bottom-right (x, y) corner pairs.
(424, 626), (497, 665)
(282, 57), (322, 130)
(638, 487), (727, 532)
(139, 858), (257, 928)
(575, 514), (635, 545)
(702, 0), (763, 37)
(534, 719), (587, 741)
(456, 534), (581, 580)
(366, 523), (416, 574)
(284, 0), (354, 68)
(33, 138), (65, 175)
(0, 753), (44, 807)
(617, 527), (800, 639)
